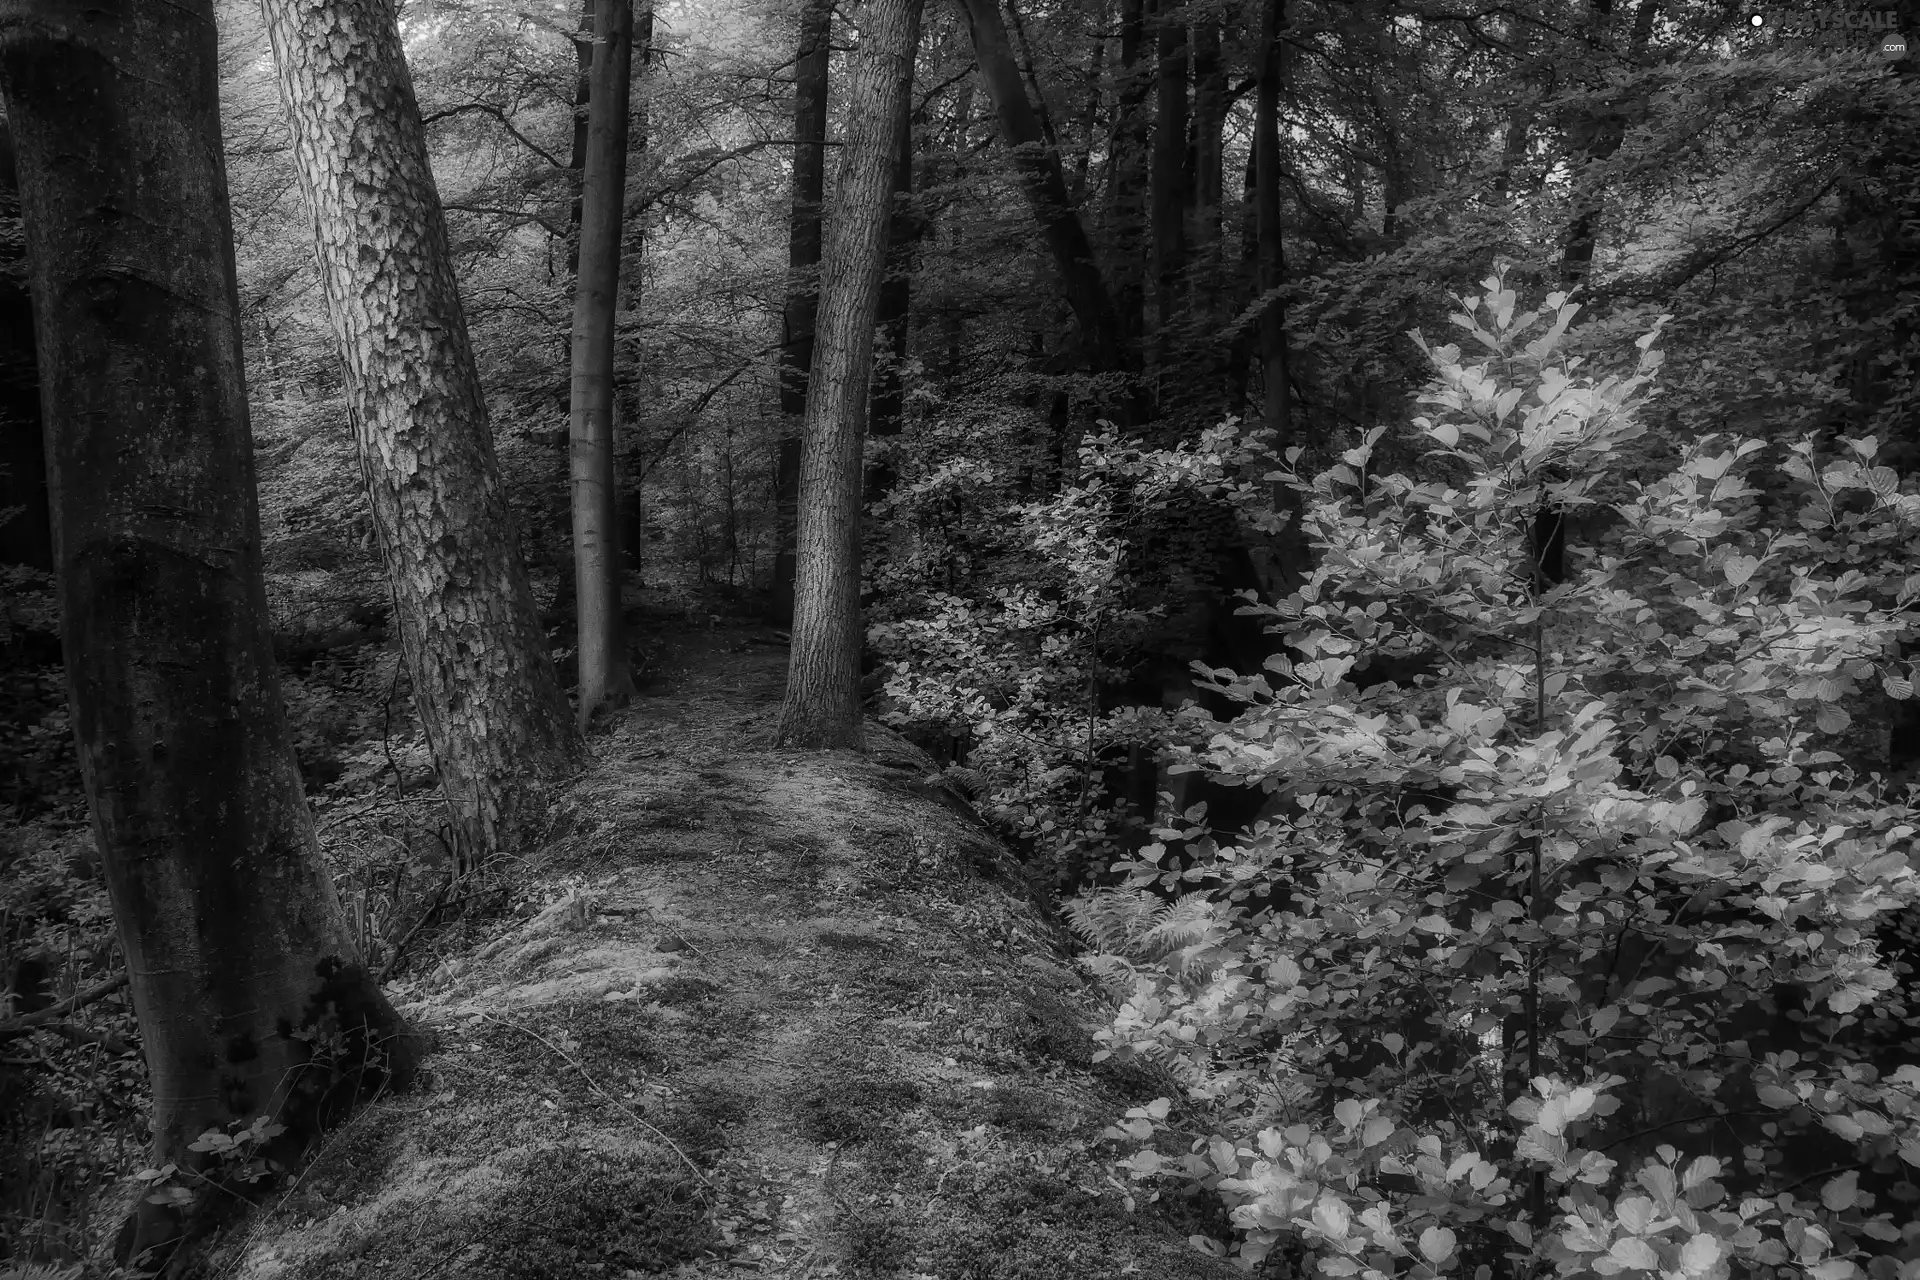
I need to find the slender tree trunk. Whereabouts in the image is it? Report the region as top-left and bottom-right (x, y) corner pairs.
(0, 120), (48, 573)
(618, 4), (655, 576)
(1150, 0), (1188, 335)
(1068, 0), (1107, 205)
(1189, 19), (1224, 258)
(260, 0), (585, 871)
(1560, 0), (1657, 285)
(567, 0), (595, 276)
(776, 0), (924, 749)
(770, 0), (834, 623)
(1189, 16), (1225, 414)
(1108, 0), (1149, 350)
(1254, 0), (1289, 445)
(572, 0), (637, 731)
(956, 0), (1130, 376)
(0, 1), (419, 1266)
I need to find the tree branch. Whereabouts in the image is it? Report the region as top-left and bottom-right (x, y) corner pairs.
(0, 971), (128, 1043)
(420, 101), (569, 170)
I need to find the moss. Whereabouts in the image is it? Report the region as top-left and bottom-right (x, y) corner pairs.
(480, 1145), (717, 1278)
(840, 1209), (912, 1276)
(650, 975), (720, 1008)
(532, 1003), (672, 1077)
(792, 1076), (922, 1147)
(817, 929), (888, 952)
(982, 1084), (1067, 1135)
(659, 1080), (750, 1157)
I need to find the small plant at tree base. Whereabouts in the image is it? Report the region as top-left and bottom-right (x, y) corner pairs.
(134, 1113), (289, 1212)
(1068, 275), (1920, 1278)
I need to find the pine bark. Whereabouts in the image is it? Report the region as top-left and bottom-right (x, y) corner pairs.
(776, 0), (924, 749)
(769, 0), (834, 623)
(0, 0), (419, 1265)
(572, 0), (637, 730)
(259, 0), (585, 869)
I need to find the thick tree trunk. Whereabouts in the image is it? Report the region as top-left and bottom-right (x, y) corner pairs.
(259, 0), (585, 871)
(769, 0), (834, 623)
(776, 0), (924, 749)
(955, 0), (1130, 375)
(0, 1), (419, 1267)
(572, 0), (637, 731)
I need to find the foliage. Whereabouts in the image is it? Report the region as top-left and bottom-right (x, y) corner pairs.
(1068, 278), (1920, 1278)
(873, 414), (1290, 884)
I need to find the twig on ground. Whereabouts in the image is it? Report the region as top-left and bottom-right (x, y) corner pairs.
(0, 971), (127, 1043)
(479, 1013), (715, 1189)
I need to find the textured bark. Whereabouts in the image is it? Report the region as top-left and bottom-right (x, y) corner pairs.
(956, 0), (1129, 374)
(572, 0), (637, 731)
(0, 0), (418, 1265)
(776, 0), (924, 749)
(259, 0), (585, 868)
(769, 0), (834, 623)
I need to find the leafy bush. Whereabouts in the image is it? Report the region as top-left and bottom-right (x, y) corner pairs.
(1068, 277), (1920, 1278)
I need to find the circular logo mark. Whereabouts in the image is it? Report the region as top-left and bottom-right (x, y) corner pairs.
(1884, 33), (1909, 56)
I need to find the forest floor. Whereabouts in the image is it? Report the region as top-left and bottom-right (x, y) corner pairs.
(158, 616), (1249, 1280)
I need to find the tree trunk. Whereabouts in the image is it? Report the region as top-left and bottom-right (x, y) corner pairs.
(572, 0), (637, 731)
(0, 119), (48, 573)
(1254, 0), (1289, 446)
(1150, 0), (1188, 335)
(1108, 0), (1149, 350)
(955, 0), (1130, 376)
(769, 0), (834, 623)
(259, 0), (586, 871)
(0, 1), (419, 1267)
(1559, 0), (1657, 285)
(566, 0), (595, 276)
(1068, 0), (1107, 205)
(776, 0), (924, 749)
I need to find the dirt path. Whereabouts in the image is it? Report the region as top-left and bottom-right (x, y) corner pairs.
(198, 619), (1242, 1280)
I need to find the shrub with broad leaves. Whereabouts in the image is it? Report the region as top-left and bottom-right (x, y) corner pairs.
(1067, 276), (1920, 1278)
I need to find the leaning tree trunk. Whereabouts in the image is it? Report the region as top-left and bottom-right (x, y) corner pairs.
(955, 0), (1130, 377)
(775, 0), (924, 749)
(572, 0), (637, 731)
(769, 0), (834, 623)
(0, 1), (419, 1267)
(259, 0), (585, 870)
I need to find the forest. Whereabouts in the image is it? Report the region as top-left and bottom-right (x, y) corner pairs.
(1, 0), (1919, 1276)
